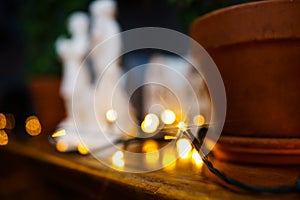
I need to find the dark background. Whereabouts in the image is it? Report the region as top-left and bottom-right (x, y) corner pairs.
(0, 0), (184, 132)
(0, 0), (254, 132)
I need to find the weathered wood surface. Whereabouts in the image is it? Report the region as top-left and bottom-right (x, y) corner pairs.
(1, 135), (299, 199)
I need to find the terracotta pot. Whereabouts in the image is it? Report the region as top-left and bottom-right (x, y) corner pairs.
(191, 0), (300, 164)
(29, 77), (65, 134)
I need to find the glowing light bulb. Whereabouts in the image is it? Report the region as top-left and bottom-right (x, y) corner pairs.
(192, 148), (203, 167)
(106, 109), (118, 123)
(142, 140), (158, 153)
(177, 121), (187, 131)
(112, 150), (124, 168)
(161, 109), (176, 125)
(25, 116), (42, 136)
(164, 135), (177, 140)
(141, 113), (159, 133)
(145, 113), (159, 126)
(52, 129), (66, 138)
(193, 114), (205, 126)
(0, 130), (8, 146)
(56, 140), (69, 152)
(143, 140), (160, 164)
(176, 138), (192, 159)
(0, 113), (6, 129)
(77, 144), (89, 155)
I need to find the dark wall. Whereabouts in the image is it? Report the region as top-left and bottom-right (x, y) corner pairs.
(0, 0), (32, 132)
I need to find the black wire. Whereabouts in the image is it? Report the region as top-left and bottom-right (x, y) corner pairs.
(112, 128), (300, 193)
(54, 126), (300, 193)
(203, 157), (300, 193)
(184, 129), (300, 194)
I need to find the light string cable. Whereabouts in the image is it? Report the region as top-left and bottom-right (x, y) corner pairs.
(50, 125), (300, 193)
(183, 128), (300, 193)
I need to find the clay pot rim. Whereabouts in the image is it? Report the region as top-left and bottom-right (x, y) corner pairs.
(191, 0), (300, 48)
(196, 0), (288, 22)
(213, 135), (300, 165)
(216, 135), (300, 150)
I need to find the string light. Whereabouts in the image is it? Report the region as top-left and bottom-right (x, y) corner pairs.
(56, 140), (69, 152)
(52, 129), (67, 138)
(141, 113), (159, 133)
(106, 109), (118, 123)
(193, 114), (205, 126)
(164, 135), (177, 140)
(112, 150), (125, 168)
(77, 143), (89, 155)
(142, 140), (158, 153)
(0, 113), (6, 129)
(143, 140), (160, 164)
(176, 138), (192, 159)
(0, 130), (8, 146)
(25, 116), (42, 136)
(183, 129), (300, 193)
(192, 148), (203, 167)
(177, 121), (187, 132)
(161, 109), (176, 125)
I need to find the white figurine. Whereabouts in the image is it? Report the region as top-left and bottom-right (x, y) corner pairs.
(144, 55), (191, 117)
(144, 54), (210, 126)
(90, 0), (137, 135)
(90, 0), (121, 76)
(54, 2), (138, 152)
(56, 12), (91, 129)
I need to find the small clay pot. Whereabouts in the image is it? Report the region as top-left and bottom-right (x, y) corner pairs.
(29, 77), (65, 134)
(191, 0), (300, 164)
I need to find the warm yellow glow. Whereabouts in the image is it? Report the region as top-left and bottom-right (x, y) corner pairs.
(145, 151), (160, 164)
(141, 121), (157, 133)
(25, 116), (42, 136)
(0, 113), (6, 129)
(142, 140), (160, 165)
(77, 144), (89, 155)
(106, 109), (118, 123)
(177, 121), (187, 131)
(161, 109), (176, 125)
(56, 140), (69, 152)
(5, 113), (15, 130)
(193, 114), (205, 126)
(162, 150), (176, 169)
(192, 148), (203, 167)
(145, 113), (160, 127)
(164, 135), (177, 140)
(0, 130), (8, 146)
(52, 129), (67, 138)
(112, 150), (125, 168)
(176, 138), (192, 159)
(141, 113), (159, 133)
(142, 140), (158, 152)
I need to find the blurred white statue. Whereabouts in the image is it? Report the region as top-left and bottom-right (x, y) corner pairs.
(90, 0), (121, 76)
(90, 0), (136, 135)
(56, 12), (91, 129)
(144, 55), (191, 118)
(144, 54), (211, 125)
(54, 1), (138, 152)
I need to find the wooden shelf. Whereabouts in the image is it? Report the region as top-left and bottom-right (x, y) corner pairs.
(0, 134), (299, 199)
